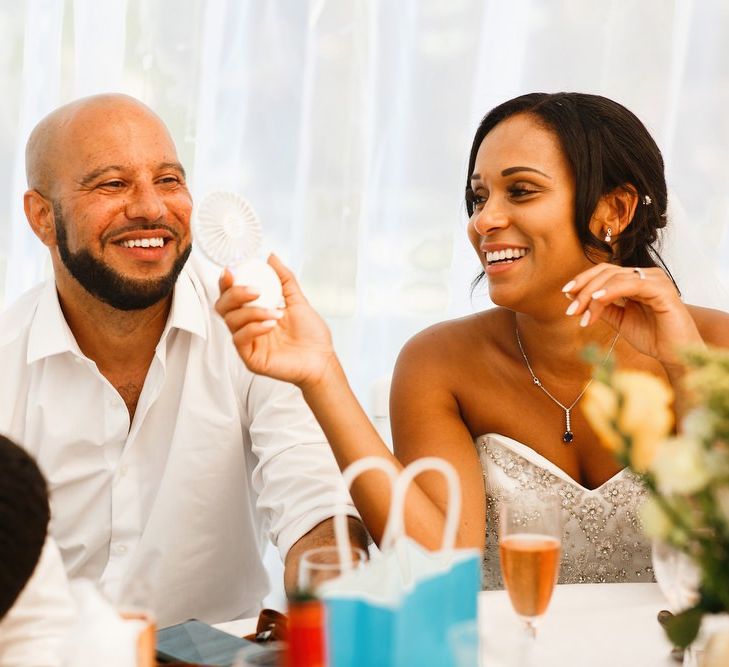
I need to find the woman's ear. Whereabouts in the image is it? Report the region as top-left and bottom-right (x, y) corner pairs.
(589, 185), (639, 243)
(24, 190), (57, 247)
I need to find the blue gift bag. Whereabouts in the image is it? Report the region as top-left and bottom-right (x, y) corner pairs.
(320, 457), (481, 667)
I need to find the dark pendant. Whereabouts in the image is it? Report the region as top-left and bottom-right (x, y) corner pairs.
(562, 431), (574, 444)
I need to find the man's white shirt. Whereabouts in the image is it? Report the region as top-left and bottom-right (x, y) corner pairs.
(0, 257), (357, 626)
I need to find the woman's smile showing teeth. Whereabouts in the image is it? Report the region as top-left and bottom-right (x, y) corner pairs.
(485, 247), (529, 265)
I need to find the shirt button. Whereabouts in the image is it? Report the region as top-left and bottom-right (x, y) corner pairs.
(73, 357), (83, 364)
(119, 465), (129, 476)
(116, 544), (127, 554)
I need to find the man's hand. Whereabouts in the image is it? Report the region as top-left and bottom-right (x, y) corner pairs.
(283, 517), (369, 596)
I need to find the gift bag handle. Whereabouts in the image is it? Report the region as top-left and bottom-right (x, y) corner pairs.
(384, 457), (461, 553)
(333, 456), (400, 572)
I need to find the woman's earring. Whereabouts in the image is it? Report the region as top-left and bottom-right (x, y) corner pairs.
(604, 227), (612, 243)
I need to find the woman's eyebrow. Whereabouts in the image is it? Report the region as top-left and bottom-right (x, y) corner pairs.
(470, 166), (551, 182)
(500, 166), (550, 178)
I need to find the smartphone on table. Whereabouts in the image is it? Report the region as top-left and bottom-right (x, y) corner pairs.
(156, 619), (282, 666)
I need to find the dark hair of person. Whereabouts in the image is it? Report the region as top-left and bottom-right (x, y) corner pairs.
(0, 435), (50, 618)
(465, 92), (677, 290)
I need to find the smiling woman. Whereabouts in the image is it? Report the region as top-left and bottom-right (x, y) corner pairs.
(215, 92), (729, 589)
(466, 94), (670, 277)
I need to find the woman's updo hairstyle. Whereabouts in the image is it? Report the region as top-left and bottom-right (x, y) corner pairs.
(466, 92), (670, 271)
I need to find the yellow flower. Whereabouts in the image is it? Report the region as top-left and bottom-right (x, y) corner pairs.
(614, 371), (674, 471)
(583, 370), (674, 471)
(582, 381), (622, 453)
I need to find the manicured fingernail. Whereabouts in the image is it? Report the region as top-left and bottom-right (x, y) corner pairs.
(266, 309), (284, 320)
(562, 280), (576, 293)
(246, 287), (261, 297)
(591, 289), (607, 300)
(565, 301), (579, 316)
(580, 310), (591, 327)
(261, 320), (277, 328)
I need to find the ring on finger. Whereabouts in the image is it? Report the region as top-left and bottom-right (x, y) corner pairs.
(632, 267), (646, 280)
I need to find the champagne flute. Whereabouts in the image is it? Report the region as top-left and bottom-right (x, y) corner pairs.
(498, 492), (562, 640)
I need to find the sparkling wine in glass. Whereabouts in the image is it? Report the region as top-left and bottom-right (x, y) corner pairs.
(499, 493), (562, 639)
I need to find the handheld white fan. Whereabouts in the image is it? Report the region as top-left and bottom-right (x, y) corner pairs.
(195, 191), (284, 309)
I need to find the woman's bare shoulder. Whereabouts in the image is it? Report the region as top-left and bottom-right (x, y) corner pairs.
(395, 307), (511, 373)
(686, 304), (729, 347)
(401, 307), (507, 350)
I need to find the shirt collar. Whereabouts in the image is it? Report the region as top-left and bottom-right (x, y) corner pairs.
(160, 267), (208, 343)
(27, 280), (82, 363)
(26, 269), (208, 365)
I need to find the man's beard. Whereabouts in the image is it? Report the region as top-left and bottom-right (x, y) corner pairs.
(53, 203), (192, 311)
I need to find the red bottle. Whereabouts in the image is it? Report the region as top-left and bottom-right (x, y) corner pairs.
(286, 596), (327, 667)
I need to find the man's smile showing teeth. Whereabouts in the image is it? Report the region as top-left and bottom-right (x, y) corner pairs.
(120, 237), (165, 248)
(486, 247), (528, 264)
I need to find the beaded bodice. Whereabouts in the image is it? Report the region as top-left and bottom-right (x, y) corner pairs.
(477, 433), (654, 588)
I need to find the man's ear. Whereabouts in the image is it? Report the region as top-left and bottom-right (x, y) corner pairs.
(588, 185), (639, 242)
(24, 190), (57, 247)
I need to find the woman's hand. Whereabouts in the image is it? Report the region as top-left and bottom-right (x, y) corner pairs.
(215, 254), (338, 389)
(563, 263), (705, 368)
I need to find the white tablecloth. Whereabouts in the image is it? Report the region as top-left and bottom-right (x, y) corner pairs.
(213, 617), (258, 637)
(480, 582), (675, 666)
(217, 583), (677, 666)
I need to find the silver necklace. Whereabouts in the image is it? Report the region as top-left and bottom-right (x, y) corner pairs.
(515, 326), (620, 444)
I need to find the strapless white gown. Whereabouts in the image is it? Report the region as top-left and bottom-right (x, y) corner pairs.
(477, 433), (654, 588)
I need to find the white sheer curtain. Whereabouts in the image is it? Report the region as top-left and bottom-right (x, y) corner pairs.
(2, 0), (728, 405)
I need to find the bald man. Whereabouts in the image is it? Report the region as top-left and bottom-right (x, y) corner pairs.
(0, 94), (362, 627)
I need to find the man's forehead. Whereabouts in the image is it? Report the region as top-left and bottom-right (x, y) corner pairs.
(26, 94), (180, 193)
(60, 110), (180, 171)
(66, 101), (170, 142)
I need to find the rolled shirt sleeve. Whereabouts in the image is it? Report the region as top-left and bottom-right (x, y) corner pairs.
(245, 373), (360, 559)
